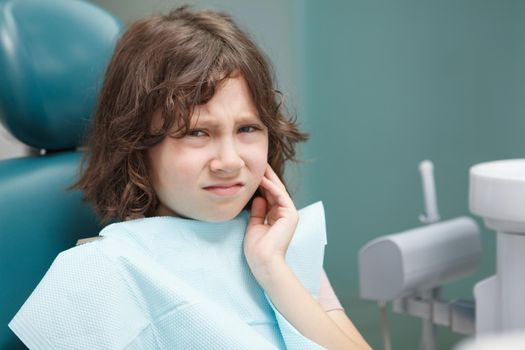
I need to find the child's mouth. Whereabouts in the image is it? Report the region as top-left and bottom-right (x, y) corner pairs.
(203, 183), (244, 196)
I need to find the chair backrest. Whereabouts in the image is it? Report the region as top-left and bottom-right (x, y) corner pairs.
(0, 0), (122, 348)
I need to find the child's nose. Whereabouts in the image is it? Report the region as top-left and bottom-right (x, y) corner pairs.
(209, 139), (245, 174)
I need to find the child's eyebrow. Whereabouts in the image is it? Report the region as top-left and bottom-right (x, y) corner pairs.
(192, 116), (264, 127)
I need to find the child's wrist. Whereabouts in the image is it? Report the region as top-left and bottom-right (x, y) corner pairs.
(248, 256), (289, 289)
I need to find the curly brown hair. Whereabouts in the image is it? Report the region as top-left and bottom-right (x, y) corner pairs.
(74, 5), (308, 224)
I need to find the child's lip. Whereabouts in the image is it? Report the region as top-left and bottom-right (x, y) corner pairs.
(203, 183), (244, 196)
(203, 181), (244, 189)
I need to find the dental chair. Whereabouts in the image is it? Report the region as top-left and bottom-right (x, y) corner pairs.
(0, 0), (122, 348)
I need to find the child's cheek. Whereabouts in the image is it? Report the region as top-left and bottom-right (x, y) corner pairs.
(247, 146), (268, 181)
(173, 147), (209, 175)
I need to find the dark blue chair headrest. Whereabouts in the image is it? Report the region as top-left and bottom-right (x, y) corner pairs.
(0, 0), (122, 150)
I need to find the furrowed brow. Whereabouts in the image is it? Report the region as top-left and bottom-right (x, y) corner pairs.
(192, 115), (263, 127)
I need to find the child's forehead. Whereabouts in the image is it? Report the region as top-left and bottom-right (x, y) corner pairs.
(192, 77), (258, 115)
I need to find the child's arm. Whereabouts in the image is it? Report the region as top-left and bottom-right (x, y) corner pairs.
(326, 309), (370, 347)
(244, 164), (371, 350)
(252, 256), (371, 350)
(250, 261), (370, 349)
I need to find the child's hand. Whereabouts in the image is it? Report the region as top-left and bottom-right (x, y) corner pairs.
(243, 164), (299, 276)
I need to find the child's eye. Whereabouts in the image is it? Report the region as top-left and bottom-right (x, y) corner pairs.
(238, 125), (260, 133)
(187, 129), (208, 137)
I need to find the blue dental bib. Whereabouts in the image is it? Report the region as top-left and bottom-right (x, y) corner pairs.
(9, 202), (327, 349)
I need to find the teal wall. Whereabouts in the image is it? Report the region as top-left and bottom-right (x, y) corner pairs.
(295, 1), (525, 349)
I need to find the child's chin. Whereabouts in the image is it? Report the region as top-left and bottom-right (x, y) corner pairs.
(203, 212), (241, 222)
(199, 206), (244, 222)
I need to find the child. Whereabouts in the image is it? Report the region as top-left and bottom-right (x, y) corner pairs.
(10, 6), (370, 350)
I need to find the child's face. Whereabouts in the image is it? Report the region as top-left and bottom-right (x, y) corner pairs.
(148, 75), (269, 221)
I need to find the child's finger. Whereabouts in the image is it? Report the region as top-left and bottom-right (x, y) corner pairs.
(265, 164), (287, 191)
(260, 176), (294, 209)
(248, 196), (267, 226)
(259, 177), (277, 207)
